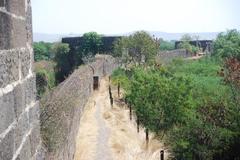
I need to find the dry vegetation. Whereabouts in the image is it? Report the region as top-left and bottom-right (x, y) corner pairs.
(74, 78), (169, 160)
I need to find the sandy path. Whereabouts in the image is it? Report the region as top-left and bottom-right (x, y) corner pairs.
(95, 93), (112, 160)
(74, 77), (168, 160)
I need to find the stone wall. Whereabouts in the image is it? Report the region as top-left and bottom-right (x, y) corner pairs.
(156, 49), (192, 63)
(0, 1), (43, 160)
(40, 55), (118, 160)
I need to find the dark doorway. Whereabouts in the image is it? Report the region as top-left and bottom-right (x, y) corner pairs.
(93, 76), (99, 90)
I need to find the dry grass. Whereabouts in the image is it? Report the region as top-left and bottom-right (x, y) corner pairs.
(104, 105), (168, 160)
(74, 96), (98, 160)
(75, 79), (168, 160)
(74, 77), (169, 160)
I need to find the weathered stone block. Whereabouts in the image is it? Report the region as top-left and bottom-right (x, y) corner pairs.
(5, 0), (25, 17)
(13, 112), (30, 153)
(26, 4), (33, 45)
(0, 91), (15, 134)
(0, 49), (19, 88)
(29, 125), (40, 157)
(24, 75), (37, 105)
(11, 16), (27, 49)
(0, 0), (4, 7)
(15, 136), (31, 160)
(0, 12), (11, 50)
(0, 12), (27, 50)
(13, 83), (26, 119)
(20, 50), (31, 78)
(29, 102), (39, 124)
(0, 129), (14, 160)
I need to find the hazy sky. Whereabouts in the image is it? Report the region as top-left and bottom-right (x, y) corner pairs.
(32, 0), (240, 34)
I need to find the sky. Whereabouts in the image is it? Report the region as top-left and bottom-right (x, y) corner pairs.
(32, 0), (240, 35)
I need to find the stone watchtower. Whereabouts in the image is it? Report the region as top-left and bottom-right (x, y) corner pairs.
(0, 0), (42, 159)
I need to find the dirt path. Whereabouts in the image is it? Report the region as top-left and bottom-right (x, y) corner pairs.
(74, 78), (168, 160)
(95, 95), (112, 160)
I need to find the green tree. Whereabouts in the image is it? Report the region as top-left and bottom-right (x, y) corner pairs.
(181, 34), (193, 41)
(124, 67), (192, 134)
(179, 34), (200, 55)
(81, 32), (103, 55)
(114, 31), (160, 65)
(34, 42), (52, 61)
(159, 40), (175, 51)
(213, 29), (240, 59)
(51, 43), (71, 82)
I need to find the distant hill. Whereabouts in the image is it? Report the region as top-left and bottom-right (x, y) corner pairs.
(33, 31), (220, 42)
(148, 31), (219, 41)
(33, 33), (81, 42)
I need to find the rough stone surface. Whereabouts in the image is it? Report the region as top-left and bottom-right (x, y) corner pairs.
(5, 0), (25, 17)
(13, 112), (30, 153)
(0, 91), (15, 134)
(156, 49), (191, 62)
(16, 136), (32, 160)
(20, 49), (31, 78)
(42, 55), (118, 160)
(24, 75), (37, 105)
(0, 49), (19, 88)
(0, 129), (14, 160)
(0, 12), (27, 50)
(13, 83), (25, 119)
(0, 11), (11, 50)
(29, 124), (41, 157)
(0, 1), (42, 160)
(0, 0), (4, 7)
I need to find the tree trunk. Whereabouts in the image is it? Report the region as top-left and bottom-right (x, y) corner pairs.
(118, 82), (120, 97)
(146, 128), (149, 143)
(137, 117), (140, 133)
(129, 105), (132, 120)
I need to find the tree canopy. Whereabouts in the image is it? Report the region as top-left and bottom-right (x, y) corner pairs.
(114, 31), (160, 65)
(81, 32), (103, 55)
(51, 43), (71, 82)
(213, 29), (240, 59)
(34, 42), (52, 62)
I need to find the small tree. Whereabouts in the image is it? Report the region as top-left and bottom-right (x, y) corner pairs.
(213, 29), (240, 59)
(52, 43), (71, 82)
(179, 34), (200, 55)
(81, 32), (103, 55)
(34, 42), (52, 61)
(114, 31), (160, 65)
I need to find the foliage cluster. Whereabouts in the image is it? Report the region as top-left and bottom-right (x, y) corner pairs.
(178, 34), (200, 55)
(111, 30), (240, 159)
(34, 42), (53, 62)
(213, 29), (240, 59)
(114, 31), (160, 65)
(35, 61), (56, 97)
(159, 40), (175, 51)
(51, 43), (71, 82)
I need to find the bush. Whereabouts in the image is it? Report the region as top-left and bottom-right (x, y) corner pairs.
(112, 57), (239, 159)
(160, 40), (175, 51)
(213, 29), (240, 59)
(35, 61), (56, 97)
(34, 42), (53, 62)
(36, 69), (56, 97)
(52, 43), (71, 83)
